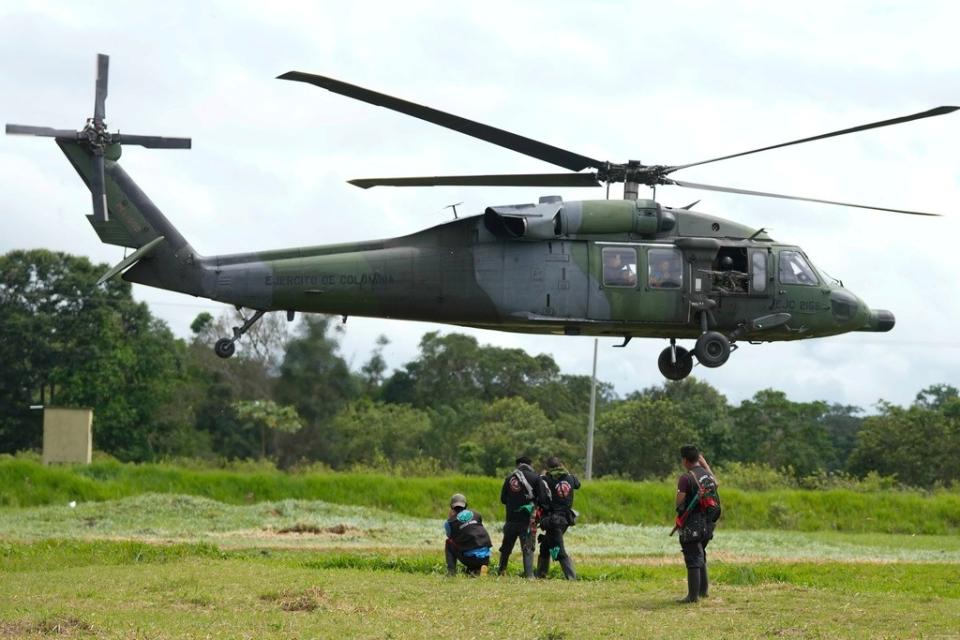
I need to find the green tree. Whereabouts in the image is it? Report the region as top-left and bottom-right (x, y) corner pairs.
(0, 249), (188, 460)
(273, 316), (357, 465)
(456, 397), (579, 476)
(594, 399), (697, 480)
(729, 390), (834, 477)
(848, 401), (958, 487)
(329, 399), (431, 467)
(233, 400), (303, 460)
(382, 332), (561, 408)
(360, 335), (390, 396)
(630, 377), (734, 463)
(914, 384), (959, 411)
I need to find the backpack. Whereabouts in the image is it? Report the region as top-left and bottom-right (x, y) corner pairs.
(689, 467), (722, 524)
(676, 468), (721, 544)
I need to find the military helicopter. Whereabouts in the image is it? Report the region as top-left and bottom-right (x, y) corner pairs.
(6, 55), (955, 379)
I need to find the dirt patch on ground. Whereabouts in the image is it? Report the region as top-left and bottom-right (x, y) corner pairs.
(274, 523), (359, 536)
(0, 617), (96, 637)
(260, 586), (327, 612)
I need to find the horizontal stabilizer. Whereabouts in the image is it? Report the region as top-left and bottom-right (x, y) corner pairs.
(96, 236), (166, 285)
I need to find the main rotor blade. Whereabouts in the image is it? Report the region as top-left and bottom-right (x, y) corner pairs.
(115, 134), (192, 149)
(278, 71), (604, 172)
(669, 179), (942, 217)
(348, 172), (601, 189)
(5, 124), (78, 138)
(94, 54), (109, 125)
(668, 106), (959, 173)
(91, 151), (108, 222)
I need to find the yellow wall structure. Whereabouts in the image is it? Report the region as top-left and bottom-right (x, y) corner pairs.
(42, 408), (93, 465)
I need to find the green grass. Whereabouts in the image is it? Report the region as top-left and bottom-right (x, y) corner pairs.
(3, 493), (960, 563)
(3, 459), (960, 533)
(0, 541), (958, 639)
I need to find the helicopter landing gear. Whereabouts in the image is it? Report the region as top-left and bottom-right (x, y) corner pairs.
(658, 339), (694, 380)
(213, 309), (266, 359)
(214, 338), (236, 359)
(694, 331), (731, 368)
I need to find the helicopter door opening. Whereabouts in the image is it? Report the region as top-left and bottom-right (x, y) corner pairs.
(708, 246), (770, 296)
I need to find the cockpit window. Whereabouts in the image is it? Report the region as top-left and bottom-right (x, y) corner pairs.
(648, 248), (683, 289)
(602, 247), (638, 287)
(779, 250), (818, 286)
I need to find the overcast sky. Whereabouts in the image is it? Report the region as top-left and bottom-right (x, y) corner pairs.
(1, 1), (958, 409)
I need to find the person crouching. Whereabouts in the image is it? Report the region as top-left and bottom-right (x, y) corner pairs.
(444, 493), (493, 576)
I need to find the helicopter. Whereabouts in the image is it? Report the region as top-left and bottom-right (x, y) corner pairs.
(6, 54), (955, 380)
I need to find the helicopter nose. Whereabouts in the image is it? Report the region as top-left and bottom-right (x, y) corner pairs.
(857, 309), (896, 332)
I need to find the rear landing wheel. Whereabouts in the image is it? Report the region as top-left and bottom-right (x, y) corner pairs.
(658, 346), (694, 380)
(214, 338), (236, 359)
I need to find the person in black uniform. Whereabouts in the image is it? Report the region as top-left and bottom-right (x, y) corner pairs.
(497, 455), (549, 578)
(536, 456), (580, 580)
(675, 445), (718, 603)
(444, 493), (493, 576)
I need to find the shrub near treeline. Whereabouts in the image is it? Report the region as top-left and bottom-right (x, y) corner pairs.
(2, 458), (958, 534)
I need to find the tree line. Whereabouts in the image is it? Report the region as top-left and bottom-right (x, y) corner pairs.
(2, 249), (958, 487)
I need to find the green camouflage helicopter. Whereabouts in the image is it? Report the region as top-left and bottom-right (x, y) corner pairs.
(7, 55), (955, 379)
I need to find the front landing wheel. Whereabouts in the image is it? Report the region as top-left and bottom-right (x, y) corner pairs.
(214, 338), (236, 359)
(694, 331), (730, 368)
(658, 346), (694, 380)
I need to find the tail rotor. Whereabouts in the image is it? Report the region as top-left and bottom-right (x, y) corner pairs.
(5, 53), (191, 222)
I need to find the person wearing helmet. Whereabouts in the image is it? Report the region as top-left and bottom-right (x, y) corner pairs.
(444, 493), (493, 576)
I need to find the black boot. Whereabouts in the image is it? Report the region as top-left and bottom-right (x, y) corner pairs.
(677, 568), (701, 603)
(496, 552), (509, 576)
(445, 546), (457, 577)
(535, 554), (550, 579)
(522, 548), (535, 579)
(699, 565), (709, 598)
(559, 556), (577, 581)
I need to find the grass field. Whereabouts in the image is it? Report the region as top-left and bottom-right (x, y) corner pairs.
(2, 462), (959, 638)
(4, 458), (960, 534)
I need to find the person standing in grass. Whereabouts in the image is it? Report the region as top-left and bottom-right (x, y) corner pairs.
(674, 444), (720, 603)
(536, 456), (580, 580)
(444, 493), (493, 576)
(496, 455), (549, 578)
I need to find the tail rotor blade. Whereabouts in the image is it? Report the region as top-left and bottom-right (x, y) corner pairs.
(91, 151), (108, 222)
(5, 124), (78, 138)
(115, 134), (191, 149)
(94, 53), (109, 125)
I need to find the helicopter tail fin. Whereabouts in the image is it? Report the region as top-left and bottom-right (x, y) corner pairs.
(57, 140), (210, 296)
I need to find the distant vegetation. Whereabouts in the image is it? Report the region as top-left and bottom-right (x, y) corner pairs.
(2, 249), (959, 487)
(2, 458), (958, 534)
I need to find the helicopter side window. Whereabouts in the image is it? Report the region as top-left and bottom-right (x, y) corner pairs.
(751, 250), (767, 293)
(648, 248), (683, 289)
(601, 247), (638, 287)
(778, 250), (818, 286)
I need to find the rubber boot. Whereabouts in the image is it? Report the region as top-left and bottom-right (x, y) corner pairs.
(496, 552), (509, 576)
(677, 568), (701, 603)
(521, 548), (535, 579)
(445, 546), (457, 577)
(535, 554), (550, 579)
(559, 556), (577, 581)
(699, 565), (709, 598)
